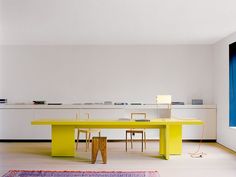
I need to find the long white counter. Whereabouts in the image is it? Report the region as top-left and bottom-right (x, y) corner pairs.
(0, 104), (216, 140)
(0, 104), (216, 109)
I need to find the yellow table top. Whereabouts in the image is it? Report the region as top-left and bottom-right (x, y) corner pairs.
(31, 118), (203, 128)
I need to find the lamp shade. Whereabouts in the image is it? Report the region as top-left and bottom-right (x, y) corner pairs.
(156, 95), (172, 104)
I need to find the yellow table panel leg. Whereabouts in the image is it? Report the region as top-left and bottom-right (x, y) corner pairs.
(164, 125), (170, 160)
(159, 126), (169, 160)
(169, 124), (182, 155)
(51, 125), (75, 156)
(159, 125), (182, 159)
(159, 127), (165, 155)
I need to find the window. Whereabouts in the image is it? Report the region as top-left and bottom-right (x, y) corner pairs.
(229, 42), (236, 126)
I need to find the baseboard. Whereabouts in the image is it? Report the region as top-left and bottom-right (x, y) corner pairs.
(0, 139), (216, 143)
(183, 139), (216, 142)
(0, 139), (52, 142)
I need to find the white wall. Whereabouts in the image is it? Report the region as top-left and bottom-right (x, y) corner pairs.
(0, 45), (213, 104)
(213, 33), (236, 151)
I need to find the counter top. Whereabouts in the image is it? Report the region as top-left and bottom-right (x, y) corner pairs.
(0, 104), (216, 109)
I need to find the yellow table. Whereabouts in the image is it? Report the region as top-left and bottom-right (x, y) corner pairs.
(31, 118), (203, 160)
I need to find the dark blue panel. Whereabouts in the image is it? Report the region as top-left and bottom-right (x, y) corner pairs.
(229, 42), (236, 126)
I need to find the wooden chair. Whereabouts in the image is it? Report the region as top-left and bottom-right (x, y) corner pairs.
(76, 113), (101, 151)
(125, 113), (147, 152)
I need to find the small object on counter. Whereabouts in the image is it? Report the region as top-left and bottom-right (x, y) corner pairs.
(84, 103), (93, 105)
(192, 99), (203, 105)
(130, 103), (142, 105)
(118, 118), (131, 121)
(143, 103), (158, 105)
(114, 102), (128, 105)
(171, 102), (184, 105)
(0, 99), (7, 104)
(104, 101), (113, 105)
(33, 101), (45, 105)
(48, 103), (62, 105)
(135, 119), (150, 122)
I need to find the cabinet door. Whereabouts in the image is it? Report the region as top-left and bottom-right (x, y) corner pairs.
(0, 109), (50, 139)
(34, 109), (78, 119)
(171, 109), (216, 139)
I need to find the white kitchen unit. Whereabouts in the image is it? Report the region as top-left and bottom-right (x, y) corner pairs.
(0, 104), (216, 140)
(171, 105), (216, 140)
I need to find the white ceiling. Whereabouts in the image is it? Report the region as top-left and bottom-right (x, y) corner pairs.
(1, 0), (236, 45)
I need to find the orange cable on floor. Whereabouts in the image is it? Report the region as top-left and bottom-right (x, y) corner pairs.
(189, 125), (207, 158)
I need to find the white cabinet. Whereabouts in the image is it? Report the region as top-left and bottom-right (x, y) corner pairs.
(34, 109), (78, 119)
(0, 105), (216, 140)
(172, 108), (216, 139)
(0, 109), (50, 139)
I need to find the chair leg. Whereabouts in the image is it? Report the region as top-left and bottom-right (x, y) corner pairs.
(144, 131), (147, 149)
(125, 131), (128, 152)
(85, 132), (88, 152)
(88, 132), (91, 149)
(141, 132), (144, 152)
(130, 133), (133, 149)
(99, 131), (101, 137)
(76, 129), (80, 150)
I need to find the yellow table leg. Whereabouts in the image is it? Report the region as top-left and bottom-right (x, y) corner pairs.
(159, 125), (182, 159)
(165, 125), (170, 160)
(169, 124), (182, 155)
(51, 125), (75, 156)
(159, 127), (165, 155)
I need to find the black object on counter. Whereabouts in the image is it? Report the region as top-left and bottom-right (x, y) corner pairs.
(0, 99), (7, 104)
(114, 102), (128, 105)
(48, 103), (62, 105)
(33, 101), (45, 105)
(172, 102), (184, 105)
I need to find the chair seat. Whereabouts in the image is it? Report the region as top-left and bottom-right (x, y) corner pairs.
(126, 130), (144, 133)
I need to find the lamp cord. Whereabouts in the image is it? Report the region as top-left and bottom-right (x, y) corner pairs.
(189, 125), (207, 158)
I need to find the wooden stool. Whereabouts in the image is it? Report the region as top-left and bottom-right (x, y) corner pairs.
(92, 137), (107, 164)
